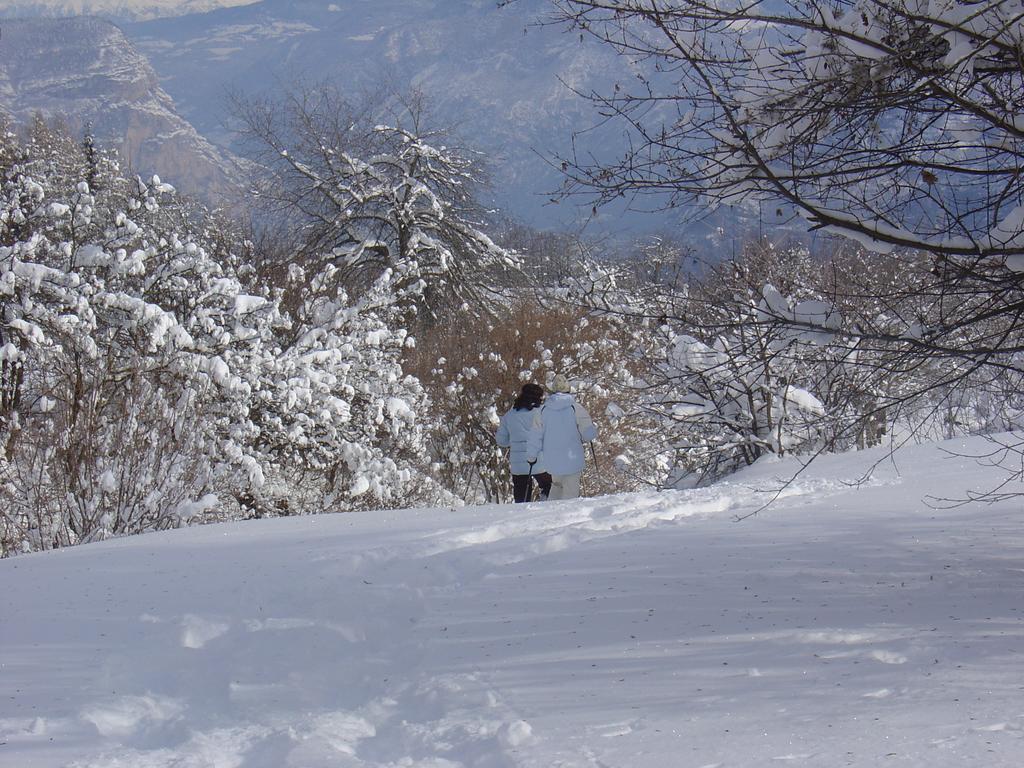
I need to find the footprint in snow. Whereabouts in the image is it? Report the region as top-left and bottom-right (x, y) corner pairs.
(296, 711), (377, 755)
(974, 721), (1023, 735)
(243, 616), (364, 642)
(771, 753), (817, 761)
(80, 694), (184, 739)
(587, 719), (638, 738)
(868, 649), (908, 664)
(862, 688), (894, 698)
(798, 630), (878, 645)
(498, 719), (534, 748)
(180, 614), (230, 649)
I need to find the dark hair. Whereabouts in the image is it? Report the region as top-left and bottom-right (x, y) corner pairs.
(513, 383), (545, 411)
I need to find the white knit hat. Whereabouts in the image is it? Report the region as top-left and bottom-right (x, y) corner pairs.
(551, 373), (571, 393)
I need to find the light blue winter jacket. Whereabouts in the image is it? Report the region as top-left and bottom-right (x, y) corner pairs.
(496, 406), (546, 475)
(525, 393), (597, 476)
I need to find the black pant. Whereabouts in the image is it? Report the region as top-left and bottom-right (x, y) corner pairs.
(512, 472), (552, 503)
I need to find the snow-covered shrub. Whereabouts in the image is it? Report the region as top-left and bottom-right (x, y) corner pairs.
(0, 131), (267, 551)
(240, 260), (429, 514)
(604, 239), (1024, 485)
(589, 242), (876, 485)
(818, 247), (1024, 444)
(0, 120), (436, 555)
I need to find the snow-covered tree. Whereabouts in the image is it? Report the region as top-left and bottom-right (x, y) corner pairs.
(538, 0), (1023, 257)
(616, 245), (839, 483)
(814, 246), (1024, 444)
(533, 0), (1024, 375)
(235, 86), (520, 325)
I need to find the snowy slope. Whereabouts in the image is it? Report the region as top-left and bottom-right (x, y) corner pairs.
(2, 436), (1023, 767)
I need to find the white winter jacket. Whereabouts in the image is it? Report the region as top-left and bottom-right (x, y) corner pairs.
(496, 406), (546, 475)
(525, 393), (597, 476)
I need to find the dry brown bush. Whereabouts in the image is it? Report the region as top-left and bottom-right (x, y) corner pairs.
(406, 297), (649, 503)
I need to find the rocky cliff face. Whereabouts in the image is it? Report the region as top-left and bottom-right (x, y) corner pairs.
(0, 17), (244, 200)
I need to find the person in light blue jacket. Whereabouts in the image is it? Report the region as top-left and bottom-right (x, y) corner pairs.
(496, 383), (553, 503)
(526, 374), (597, 500)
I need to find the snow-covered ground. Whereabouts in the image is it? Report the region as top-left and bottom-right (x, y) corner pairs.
(3, 436), (1023, 767)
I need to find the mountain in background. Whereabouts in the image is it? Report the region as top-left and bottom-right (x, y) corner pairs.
(0, 0), (258, 22)
(122, 0), (647, 233)
(0, 0), (777, 244)
(0, 16), (246, 201)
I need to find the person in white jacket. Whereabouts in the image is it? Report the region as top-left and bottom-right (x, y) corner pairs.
(526, 374), (597, 500)
(495, 383), (553, 503)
